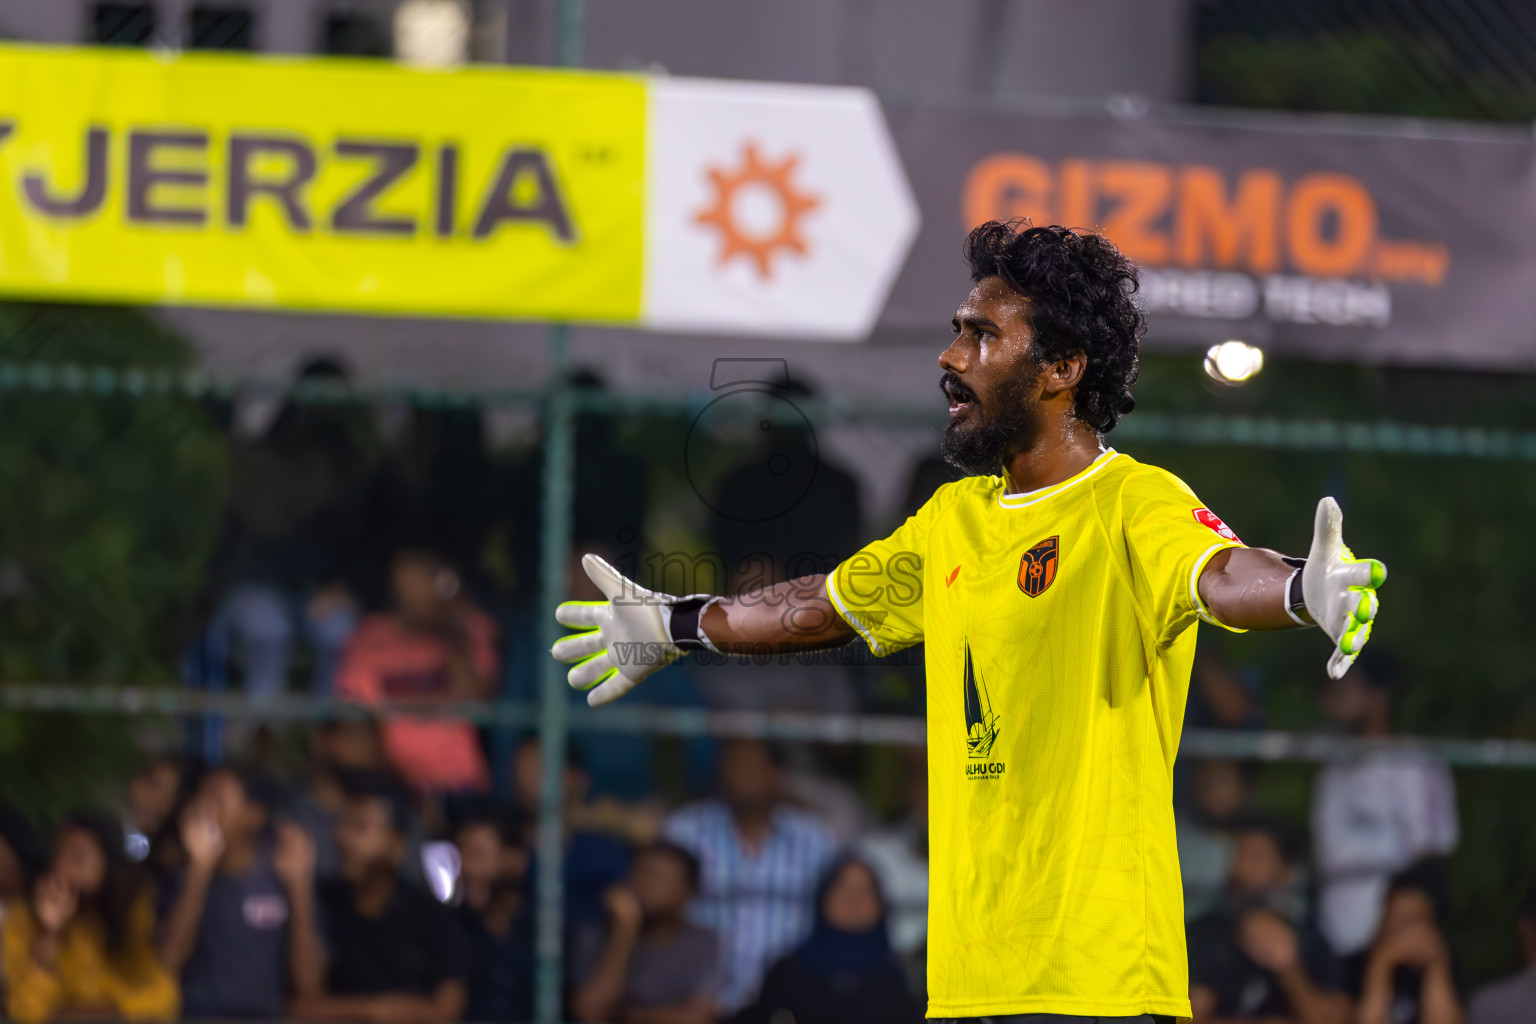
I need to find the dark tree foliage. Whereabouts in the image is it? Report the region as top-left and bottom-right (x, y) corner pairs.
(1196, 0), (1536, 122)
(0, 303), (225, 815)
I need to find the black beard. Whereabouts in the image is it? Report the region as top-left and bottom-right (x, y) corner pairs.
(939, 367), (1040, 476)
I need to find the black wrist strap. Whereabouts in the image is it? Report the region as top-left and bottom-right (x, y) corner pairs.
(668, 598), (709, 651)
(1284, 558), (1314, 626)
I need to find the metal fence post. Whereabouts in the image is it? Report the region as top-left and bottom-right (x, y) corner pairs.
(555, 0), (585, 68)
(533, 12), (584, 1022)
(533, 324), (574, 1023)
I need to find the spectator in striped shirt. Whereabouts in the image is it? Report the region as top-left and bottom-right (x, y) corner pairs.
(662, 739), (836, 1015)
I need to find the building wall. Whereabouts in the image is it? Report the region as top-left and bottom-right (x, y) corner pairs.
(0, 0), (1191, 103)
(579, 0), (1191, 103)
(0, 0), (401, 53)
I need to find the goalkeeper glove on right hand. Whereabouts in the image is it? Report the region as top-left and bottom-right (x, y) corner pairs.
(1300, 497), (1388, 680)
(550, 553), (717, 707)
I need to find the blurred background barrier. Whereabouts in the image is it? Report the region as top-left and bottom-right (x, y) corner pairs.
(9, 684), (1536, 766)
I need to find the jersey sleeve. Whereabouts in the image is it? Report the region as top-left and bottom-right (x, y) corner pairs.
(825, 488), (940, 656)
(1120, 467), (1247, 645)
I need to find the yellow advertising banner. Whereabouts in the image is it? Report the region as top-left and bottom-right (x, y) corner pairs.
(0, 45), (645, 321)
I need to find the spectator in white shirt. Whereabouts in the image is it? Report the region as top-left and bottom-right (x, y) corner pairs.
(1312, 652), (1458, 957)
(663, 739), (836, 1015)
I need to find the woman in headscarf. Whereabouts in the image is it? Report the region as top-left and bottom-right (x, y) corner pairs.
(738, 855), (923, 1024)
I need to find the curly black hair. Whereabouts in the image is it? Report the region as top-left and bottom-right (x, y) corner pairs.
(964, 220), (1144, 433)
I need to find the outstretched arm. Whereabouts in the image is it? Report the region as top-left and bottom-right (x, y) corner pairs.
(698, 575), (855, 652)
(551, 556), (855, 706)
(1198, 547), (1304, 631)
(1198, 497), (1386, 678)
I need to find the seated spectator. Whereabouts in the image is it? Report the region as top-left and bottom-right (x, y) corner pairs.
(1179, 759), (1257, 919)
(1350, 859), (1464, 1024)
(1189, 816), (1350, 1024)
(157, 766), (324, 1019)
(2, 811), (178, 1024)
(1469, 885), (1536, 1024)
(294, 776), (468, 1024)
(570, 841), (719, 1024)
(512, 735), (634, 928)
(0, 807), (45, 905)
(664, 738), (836, 1015)
(1313, 653), (1458, 956)
(1188, 650), (1264, 731)
(857, 747), (928, 963)
(125, 754), (203, 885)
(453, 807), (533, 1023)
(739, 857), (922, 1024)
(698, 375), (863, 718)
(202, 356), (374, 698)
(337, 550), (499, 793)
(287, 718), (396, 882)
(126, 754), (195, 851)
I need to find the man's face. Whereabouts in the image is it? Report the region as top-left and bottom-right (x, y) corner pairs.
(1379, 888), (1436, 938)
(128, 762), (181, 834)
(1228, 831), (1290, 895)
(938, 276), (1044, 475)
(512, 744), (541, 811)
(199, 771), (267, 841)
(1193, 760), (1247, 822)
(317, 721), (385, 771)
(335, 797), (401, 881)
(512, 742), (585, 814)
(1321, 675), (1374, 731)
(720, 740), (780, 817)
(456, 824), (504, 891)
(630, 849), (693, 921)
(391, 557), (447, 622)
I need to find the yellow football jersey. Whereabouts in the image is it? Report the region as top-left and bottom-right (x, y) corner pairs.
(827, 449), (1245, 1020)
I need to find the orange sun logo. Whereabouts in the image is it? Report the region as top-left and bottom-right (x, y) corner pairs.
(695, 141), (820, 280)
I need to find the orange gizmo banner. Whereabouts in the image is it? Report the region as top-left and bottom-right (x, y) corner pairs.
(0, 45), (645, 321)
(884, 108), (1536, 370)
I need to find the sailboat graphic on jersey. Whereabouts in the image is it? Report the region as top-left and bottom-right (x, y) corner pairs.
(963, 641), (1001, 759)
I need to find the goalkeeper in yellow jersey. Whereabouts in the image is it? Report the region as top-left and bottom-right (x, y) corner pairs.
(552, 220), (1386, 1023)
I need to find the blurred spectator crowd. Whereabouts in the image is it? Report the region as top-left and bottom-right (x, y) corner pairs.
(0, 683), (1532, 1024)
(0, 733), (929, 1024)
(0, 362), (1531, 1024)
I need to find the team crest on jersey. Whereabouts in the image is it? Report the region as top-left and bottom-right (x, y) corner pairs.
(1017, 536), (1059, 597)
(1193, 508), (1241, 543)
(963, 642), (1002, 765)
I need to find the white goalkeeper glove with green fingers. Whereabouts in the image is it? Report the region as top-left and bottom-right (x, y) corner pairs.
(550, 553), (720, 707)
(1285, 497), (1388, 679)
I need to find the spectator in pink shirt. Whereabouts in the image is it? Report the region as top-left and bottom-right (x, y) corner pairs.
(337, 551), (497, 793)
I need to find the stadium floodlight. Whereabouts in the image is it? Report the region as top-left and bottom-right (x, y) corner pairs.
(394, 0), (470, 67)
(1204, 340), (1265, 385)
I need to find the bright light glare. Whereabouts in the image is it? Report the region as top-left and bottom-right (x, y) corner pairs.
(395, 0), (470, 67)
(420, 841), (462, 903)
(1204, 340), (1265, 385)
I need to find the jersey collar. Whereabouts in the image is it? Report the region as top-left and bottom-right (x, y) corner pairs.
(996, 448), (1119, 510)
